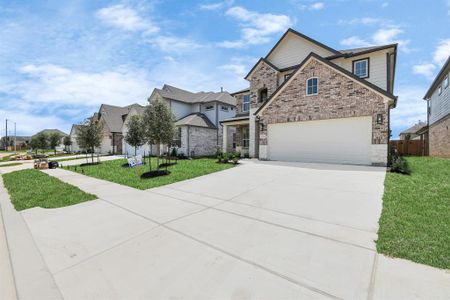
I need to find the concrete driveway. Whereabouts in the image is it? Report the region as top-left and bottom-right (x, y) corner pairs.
(5, 160), (450, 299)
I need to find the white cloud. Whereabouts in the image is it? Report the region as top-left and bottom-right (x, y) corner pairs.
(413, 39), (450, 79)
(15, 64), (151, 107)
(148, 36), (202, 53)
(291, 1), (325, 10)
(412, 63), (436, 79)
(340, 36), (371, 48)
(218, 6), (293, 48)
(218, 57), (252, 78)
(309, 2), (325, 10)
(0, 108), (70, 136)
(96, 4), (159, 34)
(338, 17), (385, 26)
(199, 0), (234, 11)
(340, 26), (410, 52)
(390, 85), (427, 137)
(433, 39), (450, 65)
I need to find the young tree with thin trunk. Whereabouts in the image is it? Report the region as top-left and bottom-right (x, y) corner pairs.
(31, 133), (48, 154)
(125, 115), (145, 156)
(63, 136), (72, 152)
(143, 99), (175, 171)
(76, 119), (103, 163)
(49, 132), (62, 155)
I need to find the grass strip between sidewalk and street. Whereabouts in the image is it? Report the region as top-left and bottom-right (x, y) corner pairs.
(2, 169), (97, 211)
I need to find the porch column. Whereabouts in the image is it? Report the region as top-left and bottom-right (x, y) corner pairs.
(222, 124), (228, 153)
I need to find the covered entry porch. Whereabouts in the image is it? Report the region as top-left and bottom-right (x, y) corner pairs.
(221, 116), (250, 156)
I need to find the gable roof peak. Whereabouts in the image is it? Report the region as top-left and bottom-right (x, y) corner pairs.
(265, 28), (340, 60)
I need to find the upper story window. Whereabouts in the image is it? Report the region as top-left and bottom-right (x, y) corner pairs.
(353, 58), (369, 78)
(205, 104), (214, 111)
(242, 95), (250, 112)
(444, 75), (449, 88)
(221, 105), (229, 112)
(438, 85), (442, 95)
(306, 77), (318, 95)
(258, 88), (268, 103)
(284, 73), (292, 81)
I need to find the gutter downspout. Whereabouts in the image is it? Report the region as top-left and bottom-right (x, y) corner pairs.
(215, 102), (219, 147)
(187, 126), (190, 157)
(112, 132), (115, 155)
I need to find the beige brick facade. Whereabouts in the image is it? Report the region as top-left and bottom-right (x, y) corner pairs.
(429, 114), (450, 157)
(257, 59), (389, 147)
(249, 61), (279, 109)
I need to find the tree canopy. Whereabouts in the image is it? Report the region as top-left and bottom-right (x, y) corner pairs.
(76, 119), (102, 161)
(125, 115), (145, 156)
(143, 99), (175, 154)
(49, 132), (62, 153)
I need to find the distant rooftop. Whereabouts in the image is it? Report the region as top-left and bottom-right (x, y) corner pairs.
(154, 84), (236, 106)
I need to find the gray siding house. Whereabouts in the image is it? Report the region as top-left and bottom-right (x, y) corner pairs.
(424, 56), (450, 157)
(149, 85), (236, 156)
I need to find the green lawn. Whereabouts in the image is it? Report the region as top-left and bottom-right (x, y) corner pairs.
(0, 155), (13, 162)
(377, 156), (450, 269)
(2, 169), (97, 211)
(64, 158), (234, 190)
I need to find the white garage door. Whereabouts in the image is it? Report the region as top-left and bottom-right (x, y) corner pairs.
(267, 116), (372, 165)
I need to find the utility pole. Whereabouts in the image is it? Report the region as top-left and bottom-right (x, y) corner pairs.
(14, 122), (17, 152)
(5, 119), (8, 151)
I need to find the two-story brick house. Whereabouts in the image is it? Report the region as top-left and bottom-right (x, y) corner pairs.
(222, 28), (397, 165)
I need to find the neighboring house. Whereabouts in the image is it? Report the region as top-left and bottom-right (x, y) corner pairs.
(32, 129), (68, 150)
(69, 125), (84, 153)
(121, 104), (155, 156)
(222, 28), (397, 165)
(399, 121), (427, 140)
(95, 103), (145, 155)
(423, 56), (450, 157)
(149, 84), (236, 156)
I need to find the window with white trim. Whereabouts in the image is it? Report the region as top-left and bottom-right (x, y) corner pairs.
(353, 58), (369, 78)
(444, 75), (449, 88)
(306, 78), (318, 95)
(242, 95), (250, 112)
(221, 105), (229, 112)
(438, 85), (442, 95)
(205, 104), (214, 111)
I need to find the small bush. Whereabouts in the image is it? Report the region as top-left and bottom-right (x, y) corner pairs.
(390, 156), (410, 175)
(170, 147), (177, 157)
(222, 153), (229, 163)
(388, 147), (410, 175)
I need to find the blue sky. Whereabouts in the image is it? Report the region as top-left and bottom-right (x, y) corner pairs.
(1, 0), (449, 138)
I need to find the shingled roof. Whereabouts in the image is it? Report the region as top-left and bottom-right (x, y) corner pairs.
(153, 84), (236, 106)
(99, 103), (145, 133)
(174, 113), (217, 129)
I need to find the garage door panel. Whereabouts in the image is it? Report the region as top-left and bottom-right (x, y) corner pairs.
(267, 117), (372, 165)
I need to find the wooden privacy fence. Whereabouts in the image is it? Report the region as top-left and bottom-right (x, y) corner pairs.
(390, 140), (426, 156)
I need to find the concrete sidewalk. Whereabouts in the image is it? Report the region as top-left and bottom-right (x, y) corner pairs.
(3, 161), (450, 299)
